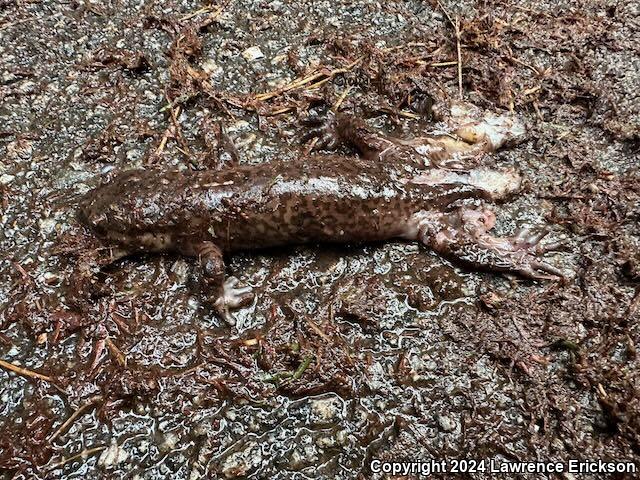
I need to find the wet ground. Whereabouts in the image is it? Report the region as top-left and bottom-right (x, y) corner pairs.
(1, 0), (639, 479)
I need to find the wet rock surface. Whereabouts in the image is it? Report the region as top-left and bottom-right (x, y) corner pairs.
(0, 0), (638, 479)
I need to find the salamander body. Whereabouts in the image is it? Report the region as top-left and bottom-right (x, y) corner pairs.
(78, 108), (563, 321)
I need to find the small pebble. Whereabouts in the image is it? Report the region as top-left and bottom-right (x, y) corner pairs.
(437, 414), (457, 432)
(242, 46), (264, 61)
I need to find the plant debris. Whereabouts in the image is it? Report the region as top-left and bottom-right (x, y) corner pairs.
(1, 0), (638, 478)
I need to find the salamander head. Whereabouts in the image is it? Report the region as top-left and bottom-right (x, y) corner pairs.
(77, 193), (110, 239)
(77, 169), (176, 251)
(77, 170), (137, 235)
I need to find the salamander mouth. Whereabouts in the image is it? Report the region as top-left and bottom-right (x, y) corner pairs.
(76, 202), (94, 229)
(76, 197), (97, 228)
(76, 194), (115, 238)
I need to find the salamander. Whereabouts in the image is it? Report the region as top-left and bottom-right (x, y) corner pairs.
(77, 104), (563, 322)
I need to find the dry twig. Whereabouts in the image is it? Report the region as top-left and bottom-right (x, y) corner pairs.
(0, 358), (54, 383)
(437, 1), (463, 98)
(48, 395), (104, 443)
(455, 16), (463, 98)
(0, 358), (66, 394)
(332, 86), (352, 112)
(47, 446), (108, 471)
(254, 58), (362, 103)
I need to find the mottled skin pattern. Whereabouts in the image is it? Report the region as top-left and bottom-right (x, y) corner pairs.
(78, 157), (494, 252)
(78, 105), (563, 322)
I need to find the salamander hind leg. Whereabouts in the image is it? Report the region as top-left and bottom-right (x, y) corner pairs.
(412, 208), (566, 281)
(194, 242), (254, 325)
(300, 111), (344, 151)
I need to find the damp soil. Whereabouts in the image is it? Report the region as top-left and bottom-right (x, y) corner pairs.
(0, 1), (639, 479)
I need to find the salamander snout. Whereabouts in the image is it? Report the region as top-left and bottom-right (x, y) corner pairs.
(76, 169), (149, 237)
(77, 193), (110, 236)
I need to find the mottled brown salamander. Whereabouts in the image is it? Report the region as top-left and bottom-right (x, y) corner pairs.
(78, 105), (563, 322)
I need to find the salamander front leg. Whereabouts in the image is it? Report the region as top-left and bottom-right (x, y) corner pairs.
(195, 242), (253, 325)
(413, 208), (566, 281)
